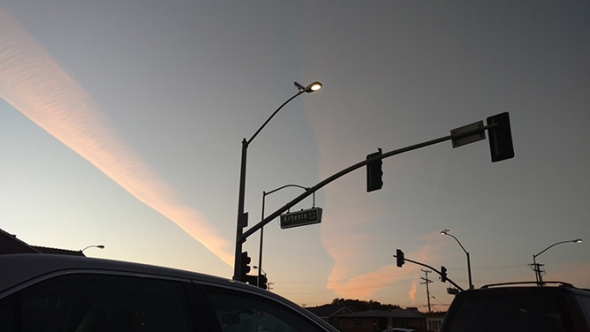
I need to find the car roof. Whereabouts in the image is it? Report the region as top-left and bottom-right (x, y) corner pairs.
(453, 282), (590, 299)
(0, 253), (340, 332)
(0, 253), (261, 297)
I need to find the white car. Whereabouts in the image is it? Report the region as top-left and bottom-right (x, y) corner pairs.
(0, 253), (339, 332)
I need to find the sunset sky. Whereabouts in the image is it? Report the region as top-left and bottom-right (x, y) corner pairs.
(1, 1), (589, 310)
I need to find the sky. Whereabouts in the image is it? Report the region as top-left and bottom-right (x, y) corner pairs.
(1, 1), (589, 310)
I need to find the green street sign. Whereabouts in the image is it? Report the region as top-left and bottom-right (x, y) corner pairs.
(280, 207), (323, 229)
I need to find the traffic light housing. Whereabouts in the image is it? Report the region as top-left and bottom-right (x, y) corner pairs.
(486, 112), (514, 162)
(366, 149), (383, 192)
(441, 266), (448, 282)
(240, 252), (251, 281)
(258, 274), (268, 290)
(396, 249), (405, 267)
(245, 275), (258, 286)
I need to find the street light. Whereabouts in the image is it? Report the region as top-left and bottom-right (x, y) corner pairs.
(532, 238), (583, 286)
(258, 184), (312, 286)
(441, 229), (473, 290)
(233, 81), (322, 281)
(80, 245), (105, 255)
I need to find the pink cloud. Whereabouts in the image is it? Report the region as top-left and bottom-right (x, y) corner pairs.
(0, 9), (233, 266)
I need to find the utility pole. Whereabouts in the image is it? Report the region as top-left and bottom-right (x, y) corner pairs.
(421, 269), (432, 314)
(531, 261), (545, 286)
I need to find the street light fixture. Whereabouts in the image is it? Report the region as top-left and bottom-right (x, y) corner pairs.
(532, 238), (583, 286)
(80, 245), (105, 254)
(294, 81), (322, 92)
(441, 229), (473, 290)
(233, 81), (322, 281)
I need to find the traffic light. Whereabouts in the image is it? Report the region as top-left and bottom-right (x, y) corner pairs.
(245, 275), (258, 286)
(396, 249), (405, 267)
(441, 266), (447, 282)
(366, 149), (383, 192)
(240, 252), (251, 281)
(258, 274), (268, 290)
(486, 112), (514, 162)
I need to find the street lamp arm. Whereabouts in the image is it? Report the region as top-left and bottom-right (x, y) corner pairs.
(80, 245), (105, 252)
(532, 239), (582, 286)
(265, 184), (313, 207)
(534, 239), (583, 259)
(441, 230), (473, 289)
(257, 183), (310, 286)
(265, 184), (310, 196)
(247, 90), (304, 144)
(445, 233), (469, 255)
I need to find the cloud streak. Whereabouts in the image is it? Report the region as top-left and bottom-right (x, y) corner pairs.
(0, 9), (233, 266)
(321, 191), (440, 300)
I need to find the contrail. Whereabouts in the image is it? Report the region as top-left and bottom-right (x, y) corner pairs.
(0, 9), (233, 266)
(326, 263), (406, 299)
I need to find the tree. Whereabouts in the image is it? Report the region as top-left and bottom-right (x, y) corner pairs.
(330, 298), (401, 311)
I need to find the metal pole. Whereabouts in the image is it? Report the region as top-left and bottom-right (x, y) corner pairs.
(531, 239), (582, 287)
(258, 191), (267, 286)
(466, 251), (473, 290)
(233, 85), (315, 281)
(233, 139), (248, 280)
(441, 231), (473, 290)
(243, 121), (497, 240)
(257, 184), (310, 286)
(243, 133), (456, 240)
(395, 254), (464, 292)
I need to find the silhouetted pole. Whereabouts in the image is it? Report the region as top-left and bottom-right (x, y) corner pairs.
(258, 184), (310, 286)
(233, 82), (322, 281)
(441, 229), (473, 290)
(532, 239), (582, 286)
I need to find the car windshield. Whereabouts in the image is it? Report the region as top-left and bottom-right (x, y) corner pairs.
(445, 292), (570, 332)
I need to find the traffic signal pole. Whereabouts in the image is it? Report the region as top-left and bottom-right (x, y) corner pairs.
(241, 119), (502, 240)
(236, 112), (514, 282)
(394, 253), (465, 292)
(234, 82), (320, 281)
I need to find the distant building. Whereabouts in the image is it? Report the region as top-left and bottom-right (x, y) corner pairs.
(332, 308), (427, 332)
(0, 228), (85, 256)
(426, 313), (445, 332)
(306, 304), (356, 326)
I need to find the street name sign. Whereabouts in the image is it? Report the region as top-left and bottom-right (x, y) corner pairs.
(280, 207), (323, 229)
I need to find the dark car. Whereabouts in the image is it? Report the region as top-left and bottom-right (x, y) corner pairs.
(440, 281), (590, 332)
(0, 253), (339, 332)
(382, 328), (416, 332)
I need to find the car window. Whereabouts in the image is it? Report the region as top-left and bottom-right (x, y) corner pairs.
(203, 287), (326, 332)
(0, 273), (195, 332)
